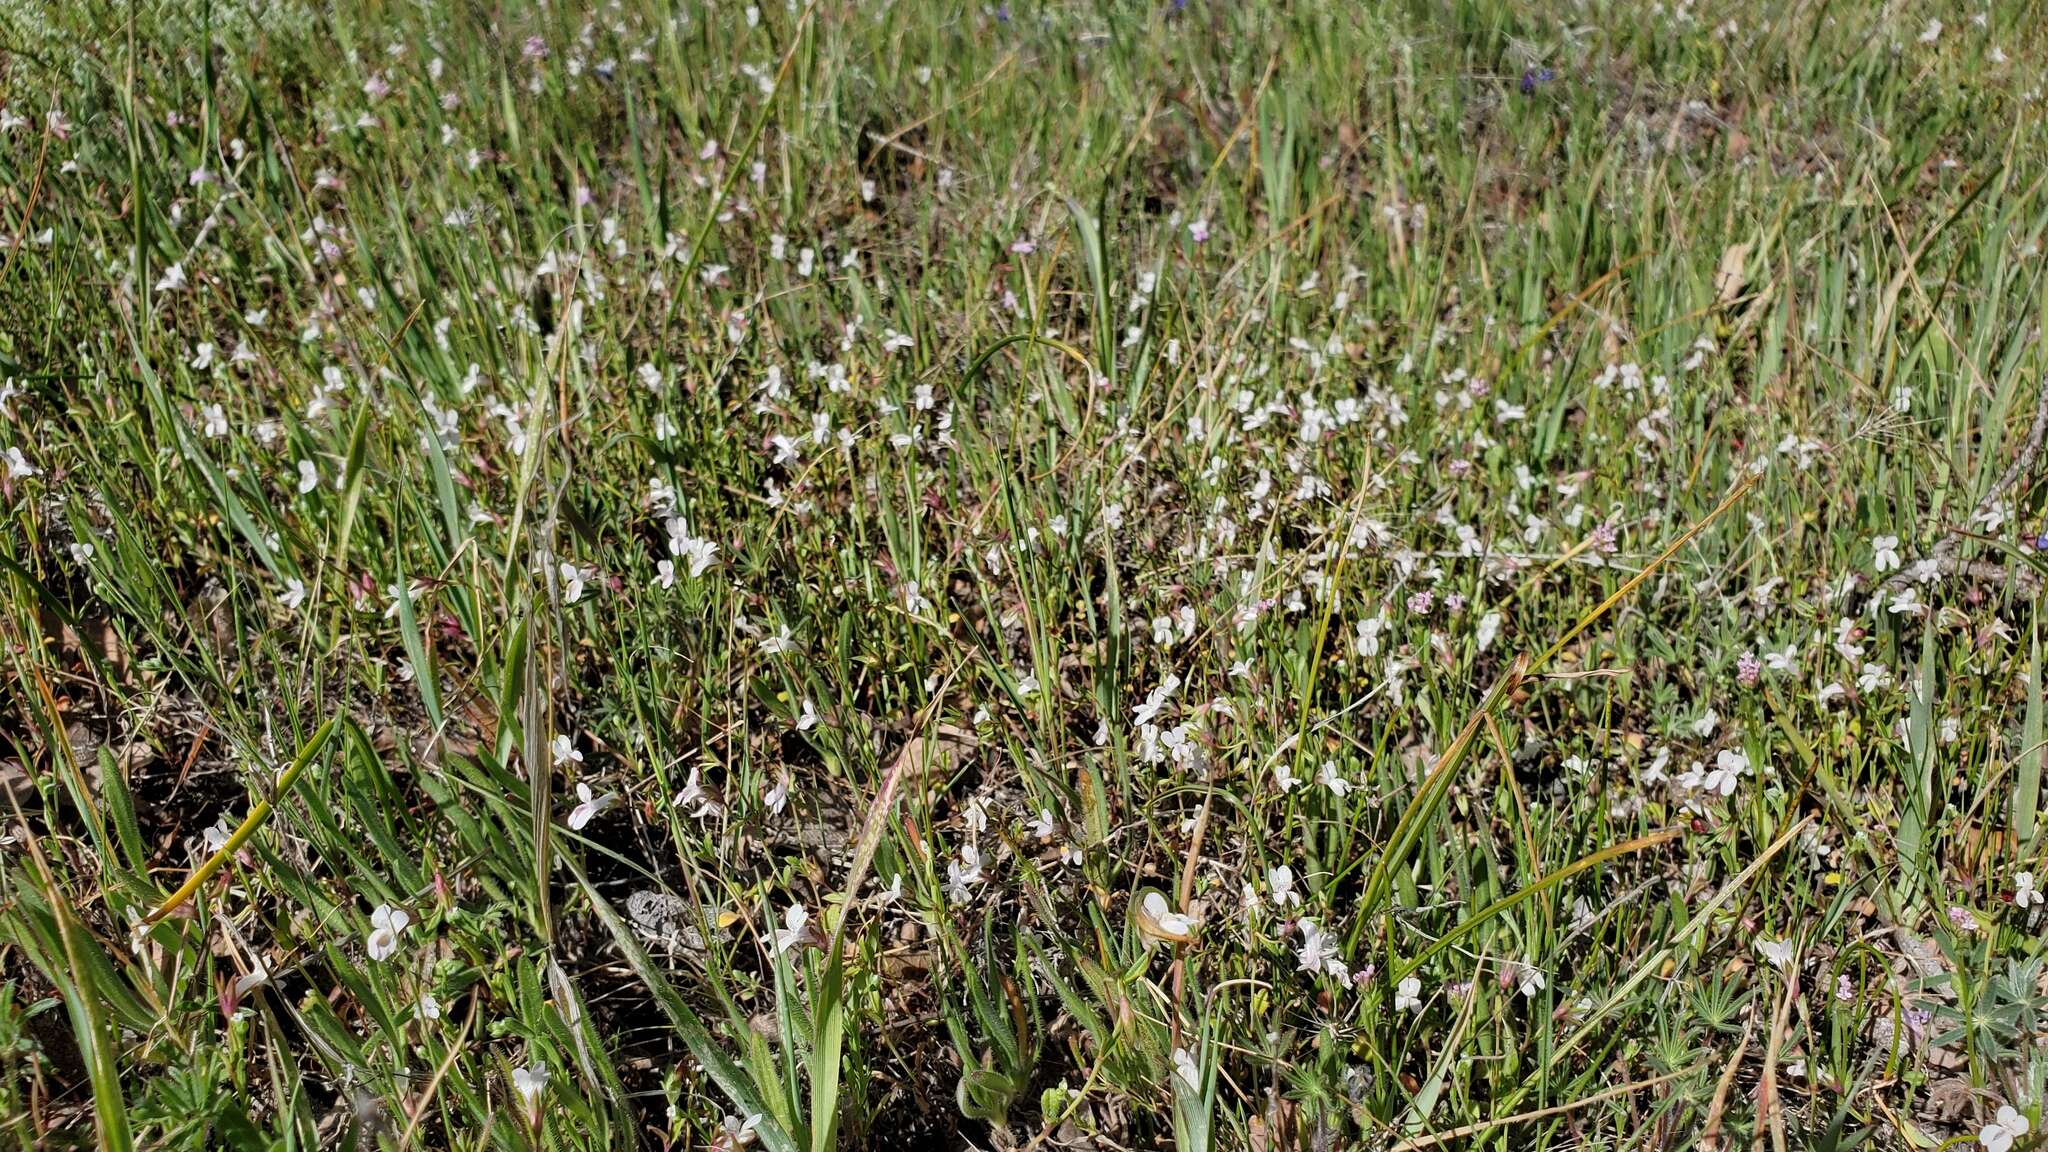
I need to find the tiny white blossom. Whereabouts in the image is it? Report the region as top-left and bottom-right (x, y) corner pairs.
(2016, 872), (2043, 909)
(1981, 1105), (2030, 1152)
(1268, 864), (1301, 908)
(1296, 918), (1345, 980)
(567, 781), (615, 830)
(774, 903), (809, 955)
(366, 904), (411, 961)
(510, 1063), (549, 1115)
(1142, 891), (1192, 938)
(1394, 975), (1423, 1011)
(902, 581), (933, 616)
(721, 1113), (763, 1148)
(946, 843), (983, 901)
(1318, 761), (1352, 797)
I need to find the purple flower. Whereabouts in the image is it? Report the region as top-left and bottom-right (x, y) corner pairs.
(1736, 651), (1760, 688)
(1519, 68), (1557, 95)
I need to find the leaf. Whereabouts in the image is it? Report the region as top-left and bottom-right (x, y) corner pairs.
(332, 401), (375, 561)
(392, 556), (442, 734)
(146, 716), (339, 924)
(1078, 760), (1111, 847)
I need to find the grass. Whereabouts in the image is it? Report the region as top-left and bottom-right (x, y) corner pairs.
(3, 0), (2048, 1148)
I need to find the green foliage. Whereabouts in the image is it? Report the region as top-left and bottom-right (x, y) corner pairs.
(3, 0), (2048, 1147)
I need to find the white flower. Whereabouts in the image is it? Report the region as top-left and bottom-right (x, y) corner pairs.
(1171, 1047), (1201, 1092)
(1701, 748), (1748, 796)
(1296, 919), (1345, 979)
(1755, 937), (1795, 970)
(1318, 761), (1352, 797)
(1871, 535), (1901, 573)
(1919, 18), (1942, 44)
(1141, 891), (1192, 938)
(673, 535), (717, 577)
(796, 698), (820, 731)
(295, 459), (318, 493)
(2017, 872), (2043, 909)
(1762, 644), (1799, 674)
(366, 904), (411, 961)
(673, 763), (724, 819)
(1268, 864), (1301, 908)
(419, 991), (442, 1020)
(567, 781), (615, 830)
(1981, 1105), (2030, 1152)
(945, 843), (983, 901)
(201, 814), (234, 853)
(901, 581), (933, 615)
(281, 577), (308, 611)
(154, 262), (187, 292)
(3, 447), (36, 479)
(559, 561), (586, 603)
(653, 558), (676, 589)
(551, 735), (582, 766)
(510, 1062), (549, 1112)
(764, 772), (790, 814)
(1030, 808), (1057, 839)
(1518, 963), (1546, 998)
(721, 1113), (762, 1147)
(1132, 674), (1182, 725)
(1394, 975), (1423, 1012)
(774, 903), (809, 955)
(1476, 611), (1502, 652)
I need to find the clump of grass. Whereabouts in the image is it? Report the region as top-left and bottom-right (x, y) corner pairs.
(3, 1), (2048, 1148)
